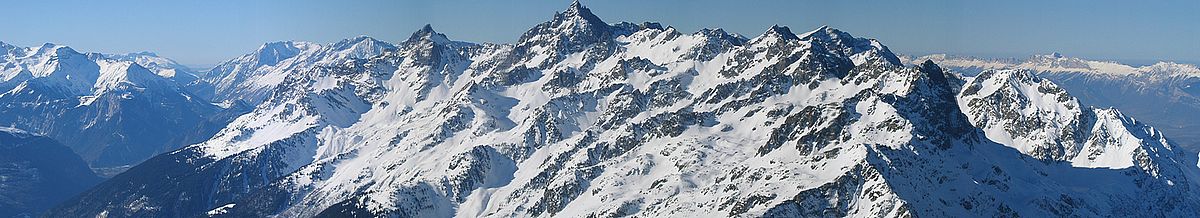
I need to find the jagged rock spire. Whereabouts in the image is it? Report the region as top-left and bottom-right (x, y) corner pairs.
(566, 0), (583, 14)
(512, 0), (617, 67)
(558, 0), (606, 27)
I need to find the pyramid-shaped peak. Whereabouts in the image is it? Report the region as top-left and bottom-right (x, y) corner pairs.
(761, 25), (799, 41)
(517, 0), (612, 47)
(332, 35), (397, 53)
(919, 60), (941, 70)
(407, 24), (451, 44)
(556, 0), (605, 26)
(565, 0), (587, 15)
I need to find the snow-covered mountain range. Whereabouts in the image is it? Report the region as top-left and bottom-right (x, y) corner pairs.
(43, 2), (1200, 217)
(193, 36), (397, 107)
(0, 41), (232, 169)
(103, 51), (202, 86)
(907, 53), (1200, 152)
(0, 33), (408, 216)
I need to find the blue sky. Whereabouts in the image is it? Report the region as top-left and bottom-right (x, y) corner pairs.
(3, 0), (1198, 67)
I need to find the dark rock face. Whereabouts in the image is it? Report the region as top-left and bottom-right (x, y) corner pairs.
(0, 129), (101, 217)
(42, 138), (308, 218)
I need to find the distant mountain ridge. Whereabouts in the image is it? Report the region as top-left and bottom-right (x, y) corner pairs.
(193, 36), (397, 106)
(906, 53), (1200, 152)
(0, 42), (229, 168)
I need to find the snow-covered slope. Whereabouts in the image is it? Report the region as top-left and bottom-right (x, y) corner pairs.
(0, 42), (230, 168)
(49, 2), (1200, 217)
(0, 127), (102, 217)
(104, 51), (201, 85)
(195, 36), (397, 106)
(910, 53), (1200, 152)
(959, 69), (1189, 169)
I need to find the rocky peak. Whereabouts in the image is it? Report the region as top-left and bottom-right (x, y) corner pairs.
(517, 0), (611, 46)
(954, 70), (1197, 186)
(918, 60), (940, 71)
(638, 22), (664, 30)
(696, 28), (728, 38)
(406, 24), (451, 45)
(561, 0), (604, 25)
(610, 22), (667, 36)
(333, 35), (389, 50)
(92, 59), (169, 92)
(759, 25), (799, 41)
(800, 25), (901, 66)
(254, 41), (308, 67)
(24, 43), (84, 60)
(545, 0), (608, 34)
(918, 60), (951, 85)
(329, 35), (398, 62)
(696, 28), (747, 47)
(959, 69), (1091, 160)
(797, 25), (842, 41)
(510, 1), (621, 69)
(0, 41), (17, 57)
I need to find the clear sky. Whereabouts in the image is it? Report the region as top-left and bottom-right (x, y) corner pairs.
(3, 0), (1198, 67)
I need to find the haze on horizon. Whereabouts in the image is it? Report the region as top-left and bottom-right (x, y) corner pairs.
(3, 0), (1197, 67)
